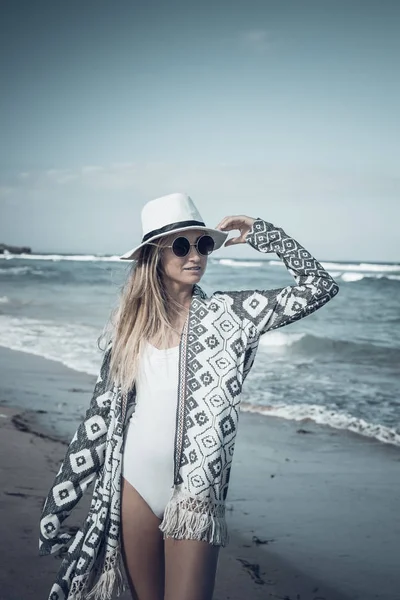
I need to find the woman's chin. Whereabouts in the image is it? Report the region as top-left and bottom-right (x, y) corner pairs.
(184, 269), (202, 277)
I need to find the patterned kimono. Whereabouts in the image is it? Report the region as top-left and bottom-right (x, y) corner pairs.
(39, 218), (339, 599)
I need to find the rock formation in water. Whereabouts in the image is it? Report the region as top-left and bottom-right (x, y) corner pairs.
(0, 243), (32, 255)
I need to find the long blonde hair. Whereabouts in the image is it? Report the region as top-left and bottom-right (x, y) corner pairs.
(100, 237), (188, 395)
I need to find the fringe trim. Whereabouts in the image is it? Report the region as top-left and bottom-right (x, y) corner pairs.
(68, 550), (127, 600)
(159, 490), (229, 547)
(69, 576), (89, 599)
(86, 550), (126, 600)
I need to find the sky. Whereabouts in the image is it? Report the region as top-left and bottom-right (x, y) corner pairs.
(0, 0), (399, 262)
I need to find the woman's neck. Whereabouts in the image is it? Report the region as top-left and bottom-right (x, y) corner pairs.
(163, 281), (194, 310)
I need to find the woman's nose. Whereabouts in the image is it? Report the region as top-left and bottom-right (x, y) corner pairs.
(187, 244), (201, 258)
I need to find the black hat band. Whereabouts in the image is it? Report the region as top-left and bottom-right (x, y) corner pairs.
(142, 220), (206, 243)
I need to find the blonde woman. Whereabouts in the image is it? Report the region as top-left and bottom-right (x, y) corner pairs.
(39, 192), (339, 600)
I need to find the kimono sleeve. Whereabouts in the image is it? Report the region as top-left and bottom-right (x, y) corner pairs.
(39, 344), (113, 556)
(217, 218), (340, 337)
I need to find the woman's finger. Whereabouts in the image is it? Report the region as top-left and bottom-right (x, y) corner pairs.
(224, 235), (246, 246)
(220, 221), (246, 232)
(216, 216), (247, 231)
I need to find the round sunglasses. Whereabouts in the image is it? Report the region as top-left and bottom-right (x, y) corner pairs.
(165, 234), (215, 257)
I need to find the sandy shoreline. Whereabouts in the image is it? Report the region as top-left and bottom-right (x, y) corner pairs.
(1, 345), (399, 600)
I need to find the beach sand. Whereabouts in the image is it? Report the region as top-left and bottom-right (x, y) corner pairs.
(0, 346), (399, 600)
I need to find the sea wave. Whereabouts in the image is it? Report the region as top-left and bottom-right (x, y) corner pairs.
(1, 313), (398, 448)
(259, 331), (400, 365)
(0, 253), (122, 262)
(0, 266), (51, 277)
(0, 296), (10, 304)
(259, 331), (306, 348)
(0, 262), (122, 285)
(255, 260), (400, 283)
(240, 401), (400, 447)
(339, 272), (400, 283)
(0, 315), (103, 377)
(2, 252), (399, 273)
(217, 259), (265, 268)
(340, 272), (365, 282)
(269, 260), (400, 273)
(324, 261), (400, 273)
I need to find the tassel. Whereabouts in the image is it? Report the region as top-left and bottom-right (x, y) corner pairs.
(67, 547), (127, 599)
(85, 567), (124, 600)
(85, 551), (126, 600)
(159, 490), (229, 547)
(69, 576), (89, 600)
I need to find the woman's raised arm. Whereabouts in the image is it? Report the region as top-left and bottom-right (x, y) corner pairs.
(214, 215), (339, 336)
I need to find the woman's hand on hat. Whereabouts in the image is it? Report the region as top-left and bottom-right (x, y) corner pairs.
(215, 215), (256, 247)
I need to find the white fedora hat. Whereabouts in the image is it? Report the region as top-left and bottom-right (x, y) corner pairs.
(119, 192), (228, 261)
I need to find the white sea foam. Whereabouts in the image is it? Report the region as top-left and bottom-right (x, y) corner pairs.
(217, 258), (265, 268)
(0, 266), (47, 276)
(269, 259), (400, 273)
(0, 266), (29, 275)
(341, 272), (365, 282)
(269, 260), (399, 283)
(0, 315), (102, 377)
(339, 272), (400, 283)
(0, 253), (122, 262)
(0, 296), (10, 304)
(2, 253), (399, 278)
(323, 261), (400, 273)
(240, 401), (400, 447)
(259, 331), (306, 348)
(269, 260), (288, 268)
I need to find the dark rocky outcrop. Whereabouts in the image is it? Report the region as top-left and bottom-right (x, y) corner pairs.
(0, 243), (31, 255)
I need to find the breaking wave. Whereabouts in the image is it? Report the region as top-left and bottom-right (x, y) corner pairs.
(240, 401), (400, 447)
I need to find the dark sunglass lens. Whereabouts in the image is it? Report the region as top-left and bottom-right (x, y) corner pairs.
(198, 235), (215, 255)
(172, 237), (190, 257)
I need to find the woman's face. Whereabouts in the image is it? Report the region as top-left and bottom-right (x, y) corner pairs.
(159, 229), (210, 287)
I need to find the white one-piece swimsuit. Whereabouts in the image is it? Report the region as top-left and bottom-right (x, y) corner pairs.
(122, 341), (180, 519)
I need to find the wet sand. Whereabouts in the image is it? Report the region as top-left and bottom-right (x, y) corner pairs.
(0, 346), (399, 600)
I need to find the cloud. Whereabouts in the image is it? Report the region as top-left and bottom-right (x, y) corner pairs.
(0, 186), (14, 196)
(2, 162), (400, 201)
(81, 165), (104, 174)
(44, 169), (79, 185)
(239, 29), (273, 53)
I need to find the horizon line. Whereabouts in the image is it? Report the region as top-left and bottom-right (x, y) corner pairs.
(0, 249), (399, 266)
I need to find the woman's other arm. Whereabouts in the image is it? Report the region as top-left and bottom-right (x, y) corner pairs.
(39, 344), (113, 555)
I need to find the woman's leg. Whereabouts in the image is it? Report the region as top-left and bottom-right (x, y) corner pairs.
(164, 538), (220, 600)
(120, 477), (165, 600)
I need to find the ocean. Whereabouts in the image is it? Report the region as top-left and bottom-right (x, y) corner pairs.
(0, 252), (399, 447)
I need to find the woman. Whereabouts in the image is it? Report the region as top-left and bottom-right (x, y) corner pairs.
(39, 192), (339, 600)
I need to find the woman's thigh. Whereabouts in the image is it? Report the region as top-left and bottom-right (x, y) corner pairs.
(164, 538), (220, 600)
(120, 477), (164, 600)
